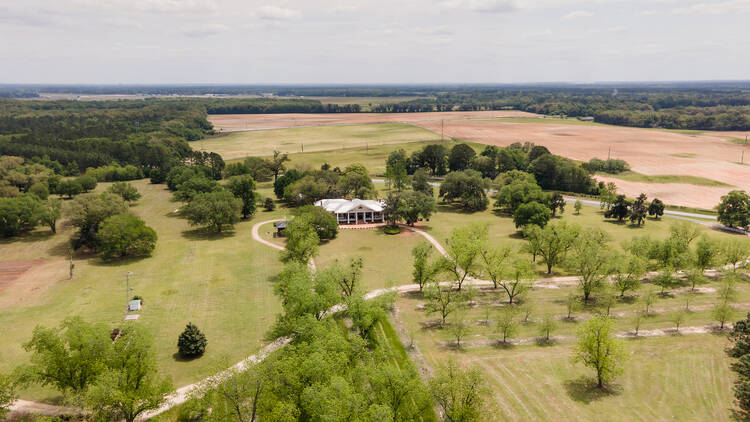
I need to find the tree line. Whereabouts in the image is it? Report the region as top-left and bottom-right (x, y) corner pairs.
(0, 99), (212, 178)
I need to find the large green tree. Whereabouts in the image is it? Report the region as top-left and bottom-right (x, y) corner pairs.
(630, 193), (648, 226)
(182, 190), (242, 233)
(412, 242), (441, 291)
(96, 213), (157, 259)
(67, 192), (128, 249)
(385, 149), (410, 191)
(441, 223), (487, 291)
(718, 190), (750, 229)
(525, 221), (580, 274)
(438, 170), (488, 211)
(574, 316), (627, 388)
(567, 228), (612, 302)
(429, 360), (488, 422)
(21, 316), (111, 396)
(512, 201), (551, 229)
(227, 175), (258, 219)
(86, 325), (174, 422)
(448, 144), (476, 172)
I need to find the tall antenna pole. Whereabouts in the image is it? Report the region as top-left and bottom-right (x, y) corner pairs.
(126, 271), (133, 310)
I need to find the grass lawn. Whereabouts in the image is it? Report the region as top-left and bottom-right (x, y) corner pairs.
(403, 332), (734, 421)
(315, 228), (426, 291)
(598, 171), (731, 187)
(199, 123), (442, 160)
(393, 270), (746, 420)
(0, 180), (287, 401)
(424, 199), (731, 277)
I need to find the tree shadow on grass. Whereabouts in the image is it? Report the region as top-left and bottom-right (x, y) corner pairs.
(534, 337), (557, 347)
(0, 229), (55, 245)
(181, 228), (235, 241)
(91, 255), (151, 268)
(491, 340), (514, 350)
(172, 352), (202, 363)
(603, 219), (644, 230)
(564, 376), (622, 404)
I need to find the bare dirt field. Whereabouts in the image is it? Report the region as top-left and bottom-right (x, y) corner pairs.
(208, 110), (538, 132)
(414, 120), (750, 210)
(208, 112), (750, 209)
(0, 259), (44, 289)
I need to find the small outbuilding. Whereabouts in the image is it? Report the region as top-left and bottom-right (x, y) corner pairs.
(274, 221), (288, 237)
(128, 299), (142, 312)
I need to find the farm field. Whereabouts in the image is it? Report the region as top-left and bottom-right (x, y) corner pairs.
(209, 111), (750, 209)
(304, 96), (435, 111)
(414, 118), (750, 210)
(207, 110), (538, 132)
(0, 180), (286, 400)
(199, 123), (442, 160)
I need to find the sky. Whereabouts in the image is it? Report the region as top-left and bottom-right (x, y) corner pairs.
(1, 0), (748, 84)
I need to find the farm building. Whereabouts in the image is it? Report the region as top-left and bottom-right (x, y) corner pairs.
(314, 198), (385, 224)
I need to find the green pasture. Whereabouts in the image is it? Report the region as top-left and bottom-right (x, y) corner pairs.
(394, 270), (745, 420)
(200, 123), (442, 160)
(0, 180), (287, 400)
(306, 96), (434, 111)
(599, 171), (731, 187)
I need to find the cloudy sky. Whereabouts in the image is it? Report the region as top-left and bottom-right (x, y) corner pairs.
(1, 0), (748, 84)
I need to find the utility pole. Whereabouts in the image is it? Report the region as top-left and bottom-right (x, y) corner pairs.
(441, 119), (445, 141)
(607, 146), (611, 161)
(69, 248), (74, 280)
(126, 271), (134, 310)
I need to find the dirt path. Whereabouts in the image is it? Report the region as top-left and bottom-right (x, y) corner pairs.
(6, 399), (80, 419)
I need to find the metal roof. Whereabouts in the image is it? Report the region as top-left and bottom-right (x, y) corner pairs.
(314, 198), (384, 213)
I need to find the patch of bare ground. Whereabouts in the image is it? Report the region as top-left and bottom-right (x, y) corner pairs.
(0, 258), (67, 307)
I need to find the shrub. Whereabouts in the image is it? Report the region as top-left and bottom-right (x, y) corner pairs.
(107, 182), (141, 202)
(177, 322), (207, 358)
(76, 175), (98, 192)
(583, 158), (630, 174)
(384, 225), (401, 235)
(264, 197), (275, 211)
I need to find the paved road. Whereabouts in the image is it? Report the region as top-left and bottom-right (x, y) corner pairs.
(564, 197), (717, 221)
(371, 178), (441, 187)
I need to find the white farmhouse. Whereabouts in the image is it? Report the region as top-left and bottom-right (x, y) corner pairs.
(314, 198), (385, 224)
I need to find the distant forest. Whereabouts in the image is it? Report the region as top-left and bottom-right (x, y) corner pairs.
(0, 99), (211, 173)
(1, 82), (750, 130)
